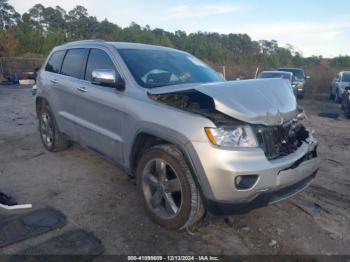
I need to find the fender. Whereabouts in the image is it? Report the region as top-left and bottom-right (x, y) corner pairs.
(128, 127), (215, 200)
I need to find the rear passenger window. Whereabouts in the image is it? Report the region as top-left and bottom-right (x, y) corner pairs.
(61, 49), (87, 79)
(45, 51), (65, 73)
(85, 49), (115, 82)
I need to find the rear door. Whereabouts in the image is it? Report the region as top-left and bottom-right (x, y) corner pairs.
(73, 48), (125, 164)
(42, 49), (77, 140)
(51, 48), (88, 141)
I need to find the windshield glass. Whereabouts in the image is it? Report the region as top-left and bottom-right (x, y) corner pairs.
(118, 49), (223, 88)
(278, 69), (304, 79)
(342, 73), (350, 82)
(258, 72), (291, 81)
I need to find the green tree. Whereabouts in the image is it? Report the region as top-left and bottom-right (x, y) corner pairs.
(0, 0), (20, 30)
(66, 5), (98, 39)
(330, 56), (350, 67)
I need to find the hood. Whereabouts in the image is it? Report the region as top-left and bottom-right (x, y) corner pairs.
(148, 78), (297, 126)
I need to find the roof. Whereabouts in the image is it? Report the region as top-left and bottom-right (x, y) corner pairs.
(59, 39), (180, 52)
(108, 42), (178, 51)
(278, 68), (304, 71)
(260, 70), (293, 75)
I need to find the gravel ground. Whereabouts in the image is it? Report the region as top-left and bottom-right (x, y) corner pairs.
(0, 86), (349, 255)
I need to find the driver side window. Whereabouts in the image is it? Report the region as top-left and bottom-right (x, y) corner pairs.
(85, 49), (116, 82)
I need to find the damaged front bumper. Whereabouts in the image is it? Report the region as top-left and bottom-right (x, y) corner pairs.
(189, 134), (319, 216)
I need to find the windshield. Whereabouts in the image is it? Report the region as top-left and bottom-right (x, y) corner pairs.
(118, 49), (223, 88)
(342, 73), (350, 82)
(278, 69), (305, 79)
(258, 72), (291, 81)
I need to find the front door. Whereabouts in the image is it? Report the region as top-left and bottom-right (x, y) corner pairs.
(73, 48), (125, 164)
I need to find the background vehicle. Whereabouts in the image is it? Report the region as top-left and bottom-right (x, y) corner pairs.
(341, 86), (350, 117)
(278, 68), (309, 98)
(257, 70), (297, 96)
(35, 40), (319, 230)
(330, 71), (350, 103)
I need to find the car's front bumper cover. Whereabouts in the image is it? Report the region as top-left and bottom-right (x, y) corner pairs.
(205, 170), (317, 216)
(189, 132), (319, 215)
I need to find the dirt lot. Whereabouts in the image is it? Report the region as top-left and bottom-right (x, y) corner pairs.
(0, 86), (349, 256)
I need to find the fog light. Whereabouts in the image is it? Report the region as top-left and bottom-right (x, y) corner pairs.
(235, 175), (259, 190)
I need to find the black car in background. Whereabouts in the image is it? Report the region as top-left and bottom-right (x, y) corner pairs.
(278, 68), (309, 98)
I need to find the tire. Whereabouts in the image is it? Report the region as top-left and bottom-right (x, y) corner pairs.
(345, 108), (350, 118)
(344, 101), (350, 118)
(136, 144), (204, 230)
(38, 106), (71, 152)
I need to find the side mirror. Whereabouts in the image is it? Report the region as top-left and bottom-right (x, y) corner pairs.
(92, 69), (125, 90)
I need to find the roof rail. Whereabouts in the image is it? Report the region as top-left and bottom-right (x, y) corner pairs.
(61, 39), (106, 46)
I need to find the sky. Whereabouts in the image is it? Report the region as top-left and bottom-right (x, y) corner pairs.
(9, 0), (350, 58)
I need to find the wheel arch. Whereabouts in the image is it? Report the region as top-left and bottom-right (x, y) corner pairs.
(129, 131), (187, 175)
(128, 129), (212, 201)
(35, 96), (49, 116)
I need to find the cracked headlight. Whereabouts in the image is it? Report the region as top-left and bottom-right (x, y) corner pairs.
(205, 126), (258, 148)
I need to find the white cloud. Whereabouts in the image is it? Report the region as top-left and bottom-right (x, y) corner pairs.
(205, 18), (350, 57)
(8, 0), (350, 57)
(9, 0), (98, 15)
(166, 4), (239, 20)
(213, 19), (349, 40)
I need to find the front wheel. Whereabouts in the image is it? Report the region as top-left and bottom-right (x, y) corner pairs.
(137, 144), (204, 230)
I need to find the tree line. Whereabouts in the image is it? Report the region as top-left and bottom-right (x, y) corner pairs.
(0, 0), (349, 68)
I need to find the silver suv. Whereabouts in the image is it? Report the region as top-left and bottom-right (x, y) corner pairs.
(330, 71), (350, 103)
(278, 68), (309, 98)
(36, 40), (320, 230)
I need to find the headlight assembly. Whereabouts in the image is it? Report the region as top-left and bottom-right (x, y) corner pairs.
(205, 126), (258, 148)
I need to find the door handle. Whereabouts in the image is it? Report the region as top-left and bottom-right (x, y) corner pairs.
(77, 87), (87, 93)
(50, 79), (58, 84)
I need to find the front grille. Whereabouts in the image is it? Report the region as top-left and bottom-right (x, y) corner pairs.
(256, 121), (309, 160)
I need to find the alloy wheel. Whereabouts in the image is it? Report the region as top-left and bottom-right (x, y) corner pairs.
(40, 112), (54, 148)
(142, 158), (183, 219)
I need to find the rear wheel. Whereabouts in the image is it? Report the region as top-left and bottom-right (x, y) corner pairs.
(343, 99), (350, 118)
(137, 144), (204, 230)
(38, 106), (71, 152)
